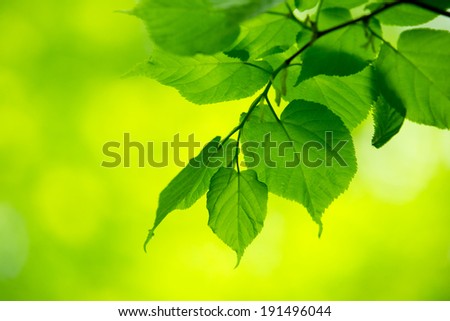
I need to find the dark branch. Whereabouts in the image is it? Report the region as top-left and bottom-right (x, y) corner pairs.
(406, 0), (450, 18)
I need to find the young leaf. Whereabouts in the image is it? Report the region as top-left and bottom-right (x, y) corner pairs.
(207, 168), (268, 264)
(375, 29), (450, 129)
(241, 101), (357, 226)
(294, 67), (377, 130)
(133, 50), (272, 104)
(225, 14), (302, 61)
(133, 0), (284, 56)
(372, 95), (405, 149)
(145, 137), (237, 250)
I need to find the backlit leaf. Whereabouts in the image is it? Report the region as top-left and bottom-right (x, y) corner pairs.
(133, 0), (284, 56)
(375, 29), (450, 129)
(226, 13), (302, 60)
(145, 137), (237, 250)
(375, 3), (437, 26)
(294, 67), (377, 129)
(372, 95), (405, 148)
(134, 50), (272, 104)
(207, 168), (268, 263)
(297, 23), (380, 82)
(241, 101), (357, 225)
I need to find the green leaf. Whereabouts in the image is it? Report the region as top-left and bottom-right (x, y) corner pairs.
(211, 0), (285, 16)
(294, 0), (318, 10)
(294, 67), (377, 130)
(375, 3), (438, 26)
(375, 29), (450, 129)
(225, 14), (302, 60)
(133, 0), (284, 56)
(134, 50), (272, 104)
(297, 24), (380, 82)
(207, 168), (268, 263)
(318, 7), (353, 30)
(145, 137), (237, 250)
(241, 101), (357, 225)
(294, 0), (366, 10)
(372, 95), (405, 149)
(322, 0), (367, 9)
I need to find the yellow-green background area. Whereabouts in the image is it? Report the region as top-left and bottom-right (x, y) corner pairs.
(1, 0), (449, 300)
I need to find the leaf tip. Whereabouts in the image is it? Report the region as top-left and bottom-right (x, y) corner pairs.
(371, 139), (384, 149)
(234, 253), (243, 269)
(143, 229), (155, 253)
(233, 248), (246, 268)
(316, 219), (323, 238)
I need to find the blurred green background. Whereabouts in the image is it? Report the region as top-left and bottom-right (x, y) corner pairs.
(0, 0), (449, 300)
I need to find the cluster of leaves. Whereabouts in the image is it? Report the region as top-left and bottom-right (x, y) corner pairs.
(128, 0), (450, 263)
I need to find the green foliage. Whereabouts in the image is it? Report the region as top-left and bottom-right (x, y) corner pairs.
(294, 0), (318, 10)
(317, 7), (353, 30)
(295, 0), (367, 10)
(225, 14), (302, 60)
(241, 101), (357, 226)
(207, 168), (268, 263)
(144, 138), (237, 250)
(130, 0), (450, 263)
(297, 23), (380, 81)
(372, 95), (405, 148)
(323, 0), (367, 9)
(375, 29), (450, 129)
(374, 3), (438, 26)
(294, 67), (376, 129)
(132, 49), (272, 104)
(133, 0), (284, 56)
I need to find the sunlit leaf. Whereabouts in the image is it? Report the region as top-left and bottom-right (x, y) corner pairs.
(297, 23), (380, 82)
(145, 137), (236, 250)
(133, 0), (284, 56)
(374, 3), (437, 26)
(376, 29), (450, 129)
(133, 50), (272, 104)
(241, 101), (357, 225)
(294, 67), (377, 130)
(372, 95), (405, 148)
(226, 13), (301, 60)
(207, 168), (268, 263)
